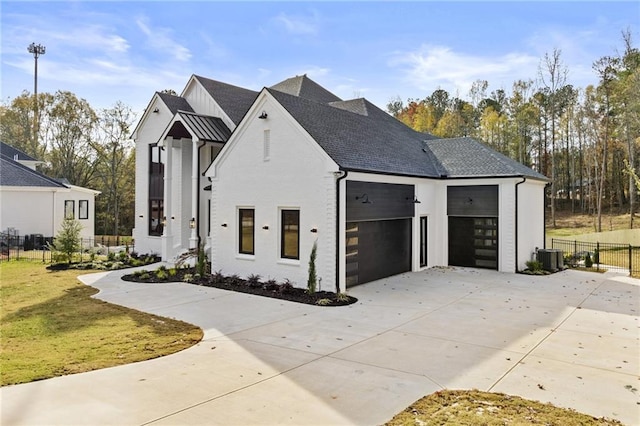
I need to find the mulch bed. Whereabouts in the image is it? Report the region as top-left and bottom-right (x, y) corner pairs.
(121, 268), (358, 307)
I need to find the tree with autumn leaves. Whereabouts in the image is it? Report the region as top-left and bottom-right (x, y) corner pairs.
(389, 31), (639, 230)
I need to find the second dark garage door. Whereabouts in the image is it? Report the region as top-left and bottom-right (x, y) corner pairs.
(345, 181), (415, 287)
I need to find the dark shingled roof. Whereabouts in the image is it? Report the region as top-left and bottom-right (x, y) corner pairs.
(0, 155), (67, 188)
(0, 141), (39, 162)
(426, 137), (549, 180)
(194, 75), (258, 125)
(268, 88), (446, 178)
(270, 75), (342, 104)
(157, 92), (193, 114)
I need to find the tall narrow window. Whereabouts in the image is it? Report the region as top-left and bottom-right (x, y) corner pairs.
(149, 144), (165, 236)
(263, 129), (270, 161)
(420, 216), (428, 267)
(281, 209), (300, 260)
(79, 200), (89, 220)
(64, 200), (75, 219)
(239, 209), (255, 255)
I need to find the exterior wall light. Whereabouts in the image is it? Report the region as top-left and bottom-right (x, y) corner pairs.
(258, 111), (268, 119)
(262, 225), (269, 230)
(310, 228), (318, 233)
(189, 217), (196, 229)
(221, 223), (228, 227)
(406, 196), (421, 204)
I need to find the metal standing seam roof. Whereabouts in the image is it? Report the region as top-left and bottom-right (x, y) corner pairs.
(175, 111), (232, 143)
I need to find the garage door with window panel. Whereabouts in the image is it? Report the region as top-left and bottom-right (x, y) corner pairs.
(447, 185), (498, 270)
(345, 181), (415, 287)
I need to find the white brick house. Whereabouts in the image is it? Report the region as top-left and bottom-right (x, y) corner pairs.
(133, 74), (549, 292)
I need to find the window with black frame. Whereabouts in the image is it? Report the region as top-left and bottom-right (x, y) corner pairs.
(149, 144), (164, 236)
(281, 209), (300, 260)
(239, 208), (255, 255)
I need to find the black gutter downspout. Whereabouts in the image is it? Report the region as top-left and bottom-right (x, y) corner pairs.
(544, 182), (551, 249)
(335, 170), (348, 294)
(197, 141), (207, 248)
(515, 177), (527, 272)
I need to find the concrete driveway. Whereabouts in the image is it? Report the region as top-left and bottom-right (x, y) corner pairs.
(2, 267), (639, 425)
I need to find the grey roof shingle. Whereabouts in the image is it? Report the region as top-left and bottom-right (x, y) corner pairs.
(267, 77), (548, 181)
(268, 88), (446, 178)
(270, 75), (342, 104)
(0, 155), (67, 188)
(426, 138), (549, 180)
(194, 75), (258, 125)
(0, 141), (40, 162)
(157, 92), (194, 114)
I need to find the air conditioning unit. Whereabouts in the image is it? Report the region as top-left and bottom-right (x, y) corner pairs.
(537, 249), (558, 271)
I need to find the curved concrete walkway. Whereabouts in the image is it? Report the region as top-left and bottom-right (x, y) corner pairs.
(2, 267), (639, 425)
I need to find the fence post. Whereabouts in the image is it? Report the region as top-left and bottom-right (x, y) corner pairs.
(629, 245), (632, 276)
(574, 240), (577, 257)
(596, 242), (600, 271)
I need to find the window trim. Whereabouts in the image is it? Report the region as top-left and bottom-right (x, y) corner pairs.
(78, 200), (89, 220)
(238, 208), (255, 255)
(280, 209), (300, 260)
(64, 200), (75, 220)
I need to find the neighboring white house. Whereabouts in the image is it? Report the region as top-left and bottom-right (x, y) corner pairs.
(0, 142), (100, 241)
(133, 74), (549, 292)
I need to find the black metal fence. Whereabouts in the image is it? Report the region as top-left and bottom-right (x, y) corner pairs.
(0, 234), (133, 263)
(551, 238), (640, 276)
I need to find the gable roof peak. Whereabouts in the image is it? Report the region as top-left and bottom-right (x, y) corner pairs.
(270, 74), (342, 104)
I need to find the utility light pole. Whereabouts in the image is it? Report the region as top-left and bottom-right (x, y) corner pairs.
(28, 42), (45, 149)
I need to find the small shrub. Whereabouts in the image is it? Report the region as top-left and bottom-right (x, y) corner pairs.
(211, 270), (226, 284)
(183, 273), (195, 283)
(336, 293), (350, 302)
(316, 298), (332, 306)
(584, 253), (593, 268)
(247, 274), (262, 287)
(525, 260), (543, 272)
(263, 279), (278, 291)
(107, 252), (116, 262)
(168, 268), (178, 277)
(118, 251), (128, 262)
(228, 274), (243, 286)
(139, 272), (151, 280)
(133, 269), (148, 277)
(278, 279), (294, 295)
(155, 269), (168, 280)
(307, 241), (318, 294)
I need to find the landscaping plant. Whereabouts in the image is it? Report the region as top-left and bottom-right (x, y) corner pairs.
(307, 241), (318, 294)
(49, 218), (83, 264)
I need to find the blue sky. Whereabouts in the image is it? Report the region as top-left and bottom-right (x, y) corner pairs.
(1, 1), (638, 116)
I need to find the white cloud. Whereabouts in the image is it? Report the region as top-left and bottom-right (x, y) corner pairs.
(273, 12), (319, 35)
(136, 16), (191, 62)
(389, 44), (540, 97)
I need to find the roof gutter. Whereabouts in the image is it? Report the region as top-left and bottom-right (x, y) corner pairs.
(335, 169), (348, 293)
(515, 177), (527, 272)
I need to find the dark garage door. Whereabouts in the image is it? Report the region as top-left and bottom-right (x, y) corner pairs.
(447, 185), (498, 270)
(345, 181), (415, 287)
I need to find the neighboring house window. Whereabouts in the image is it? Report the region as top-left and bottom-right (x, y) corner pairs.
(64, 200), (75, 219)
(281, 209), (300, 260)
(263, 129), (270, 161)
(79, 200), (89, 220)
(239, 209), (255, 255)
(149, 144), (165, 236)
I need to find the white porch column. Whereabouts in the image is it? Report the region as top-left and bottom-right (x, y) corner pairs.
(162, 137), (174, 259)
(189, 138), (199, 249)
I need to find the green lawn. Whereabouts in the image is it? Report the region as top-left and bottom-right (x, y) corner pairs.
(0, 261), (202, 386)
